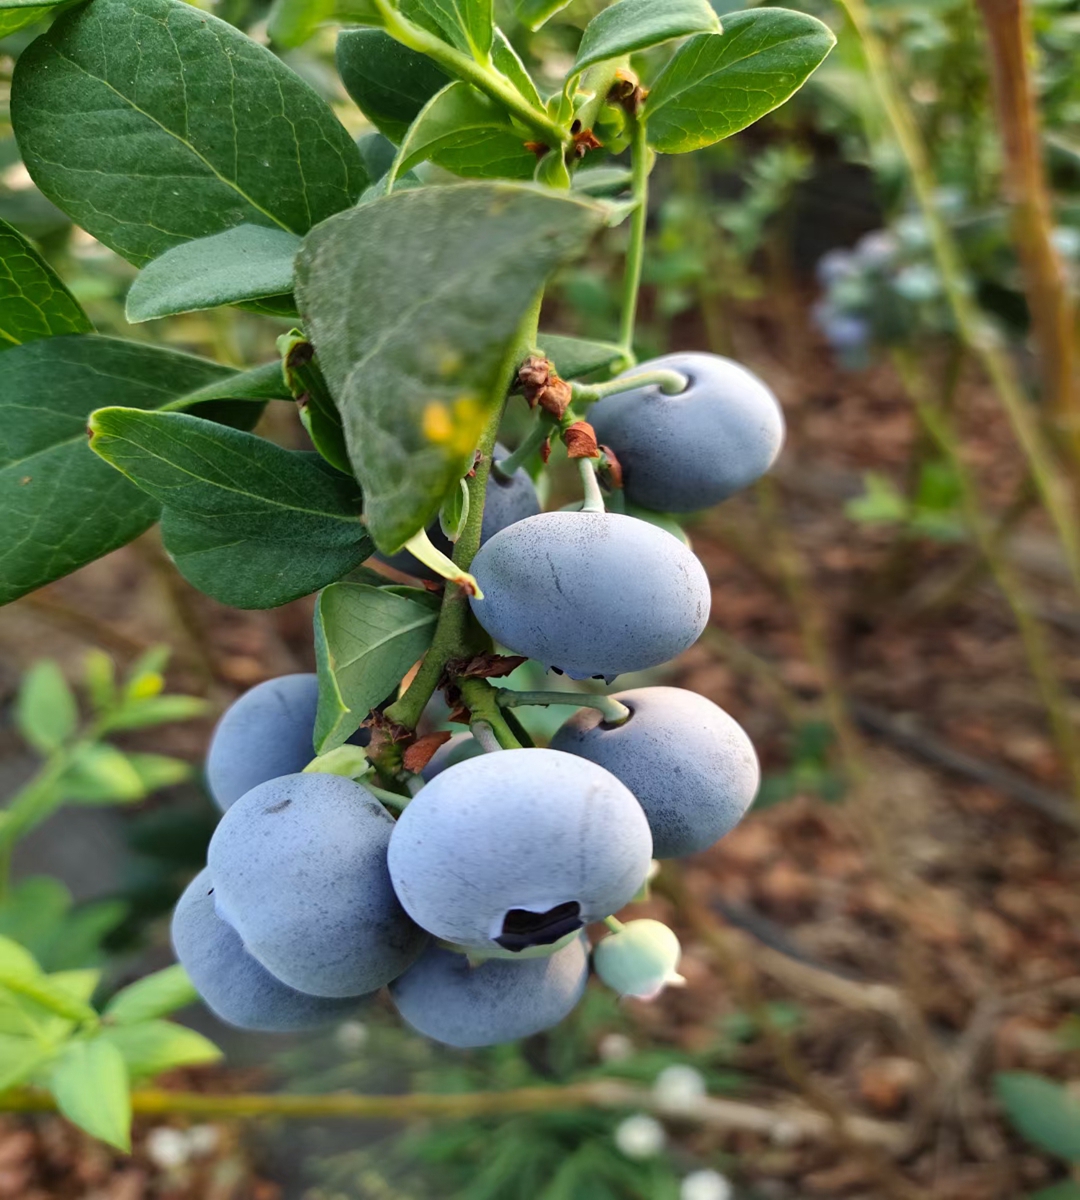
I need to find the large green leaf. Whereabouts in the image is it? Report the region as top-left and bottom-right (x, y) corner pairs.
(50, 1039), (131, 1151)
(314, 582), (439, 752)
(538, 333), (625, 379)
(295, 182), (603, 551)
(337, 29), (451, 143)
(642, 9), (836, 154)
(88, 409), (372, 609)
(0, 0), (69, 39)
(571, 0), (719, 76)
(400, 0), (493, 60)
(11, 0), (367, 267)
(0, 216), (91, 348)
(125, 226), (301, 323)
(394, 82), (536, 181)
(0, 336), (263, 606)
(996, 1072), (1080, 1162)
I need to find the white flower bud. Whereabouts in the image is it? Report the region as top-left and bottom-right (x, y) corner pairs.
(681, 1169), (733, 1200)
(653, 1064), (707, 1108)
(614, 1114), (666, 1159)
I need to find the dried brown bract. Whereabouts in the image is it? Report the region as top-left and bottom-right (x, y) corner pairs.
(564, 420), (601, 459)
(402, 730), (453, 773)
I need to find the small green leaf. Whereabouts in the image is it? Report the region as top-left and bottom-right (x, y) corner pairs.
(337, 28), (451, 143)
(845, 472), (908, 526)
(393, 81), (536, 181)
(304, 745), (372, 779)
(60, 744), (146, 804)
(643, 9), (837, 154)
(100, 1019), (221, 1080)
(0, 215), (91, 349)
(15, 661), (78, 753)
(126, 754), (192, 793)
(515, 0), (572, 33)
(571, 0), (719, 77)
(538, 334), (626, 379)
(0, 936), (98, 1024)
(0, 0), (69, 38)
(104, 965), (198, 1025)
(50, 1039), (131, 1151)
(492, 29), (543, 108)
(400, 0), (494, 60)
(295, 182), (603, 551)
(314, 583), (440, 751)
(0, 1033), (49, 1089)
(88, 409), (373, 608)
(125, 226), (301, 324)
(102, 694), (210, 733)
(83, 651), (116, 713)
(439, 478), (470, 542)
(46, 969), (101, 1005)
(995, 1072), (1080, 1161)
(12, 0), (367, 268)
(268, 0), (381, 47)
(280, 333), (352, 476)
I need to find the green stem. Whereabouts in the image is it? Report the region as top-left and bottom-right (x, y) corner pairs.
(572, 369), (687, 406)
(579, 458), (606, 513)
(496, 689), (631, 726)
(603, 916), (626, 934)
(617, 116), (651, 363)
(470, 721), (502, 754)
(491, 415), (554, 481)
(361, 782), (411, 811)
(372, 0), (569, 149)
(383, 293), (544, 733)
(459, 679), (521, 749)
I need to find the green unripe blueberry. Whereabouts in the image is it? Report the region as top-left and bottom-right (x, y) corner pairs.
(593, 919), (685, 1000)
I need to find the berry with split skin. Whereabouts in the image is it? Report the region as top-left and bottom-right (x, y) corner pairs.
(550, 687), (759, 857)
(468, 511), (710, 681)
(588, 352), (784, 513)
(208, 773), (427, 997)
(171, 870), (368, 1032)
(389, 935), (590, 1047)
(387, 748), (652, 953)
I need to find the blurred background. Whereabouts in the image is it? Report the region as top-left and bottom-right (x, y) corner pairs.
(3, 0), (1080, 1196)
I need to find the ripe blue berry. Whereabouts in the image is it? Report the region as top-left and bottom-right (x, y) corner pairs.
(550, 687), (759, 857)
(390, 936), (589, 1047)
(588, 353), (784, 512)
(388, 748), (652, 952)
(208, 773), (427, 997)
(171, 870), (366, 1031)
(469, 511), (710, 680)
(380, 443), (540, 579)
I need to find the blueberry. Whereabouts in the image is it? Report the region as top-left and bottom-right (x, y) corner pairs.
(550, 687), (759, 857)
(592, 919), (685, 1000)
(469, 511), (710, 680)
(208, 773), (427, 997)
(588, 353), (784, 513)
(390, 935), (590, 1047)
(379, 443), (540, 580)
(171, 870), (367, 1032)
(205, 674), (371, 812)
(421, 731), (483, 780)
(387, 748), (652, 952)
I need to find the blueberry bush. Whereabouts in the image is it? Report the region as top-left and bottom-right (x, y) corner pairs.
(0, 0), (836, 1152)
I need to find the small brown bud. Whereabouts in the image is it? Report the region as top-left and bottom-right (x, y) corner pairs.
(598, 444), (624, 489)
(572, 128), (603, 159)
(523, 141), (549, 160)
(564, 420), (600, 459)
(540, 436), (552, 465)
(403, 730), (453, 773)
(536, 377), (573, 419)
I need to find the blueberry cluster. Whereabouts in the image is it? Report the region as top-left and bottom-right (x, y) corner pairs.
(173, 352), (782, 1048)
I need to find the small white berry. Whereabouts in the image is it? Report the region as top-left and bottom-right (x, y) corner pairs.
(653, 1064), (707, 1108)
(680, 1168), (733, 1200)
(614, 1113), (666, 1159)
(335, 1020), (369, 1052)
(145, 1127), (189, 1170)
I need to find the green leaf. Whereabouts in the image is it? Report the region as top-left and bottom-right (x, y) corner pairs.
(280, 333), (352, 475)
(60, 744), (145, 804)
(125, 226), (301, 324)
(314, 582), (440, 751)
(0, 0), (69, 38)
(538, 333), (625, 379)
(101, 695), (209, 732)
(400, 0), (494, 60)
(337, 29), (451, 143)
(492, 29), (543, 109)
(394, 82), (536, 181)
(0, 936), (98, 1024)
(126, 754), (193, 792)
(571, 0), (720, 76)
(88, 409), (373, 608)
(50, 1039), (131, 1151)
(0, 215), (91, 349)
(100, 1019), (221, 1080)
(268, 0), (382, 47)
(15, 660), (78, 753)
(516, 0), (572, 33)
(995, 1073), (1080, 1161)
(104, 965), (198, 1025)
(0, 1034), (48, 1089)
(642, 9), (837, 154)
(0, 336), (258, 606)
(11, 0), (367, 268)
(46, 969), (100, 1005)
(295, 182), (603, 551)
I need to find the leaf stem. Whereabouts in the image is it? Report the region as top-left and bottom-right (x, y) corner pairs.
(617, 115), (651, 364)
(491, 415), (554, 481)
(579, 458), (606, 513)
(572, 369), (687, 406)
(495, 689), (631, 726)
(371, 0), (569, 150)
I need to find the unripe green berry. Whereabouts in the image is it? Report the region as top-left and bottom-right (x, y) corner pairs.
(593, 919), (685, 1000)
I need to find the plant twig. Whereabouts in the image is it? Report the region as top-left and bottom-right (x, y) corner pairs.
(618, 115), (651, 362)
(495, 689), (631, 725)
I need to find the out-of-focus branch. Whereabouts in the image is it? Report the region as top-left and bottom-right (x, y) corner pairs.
(976, 0), (1079, 464)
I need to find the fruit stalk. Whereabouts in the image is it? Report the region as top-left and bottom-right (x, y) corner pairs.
(617, 114), (651, 363)
(495, 689), (631, 727)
